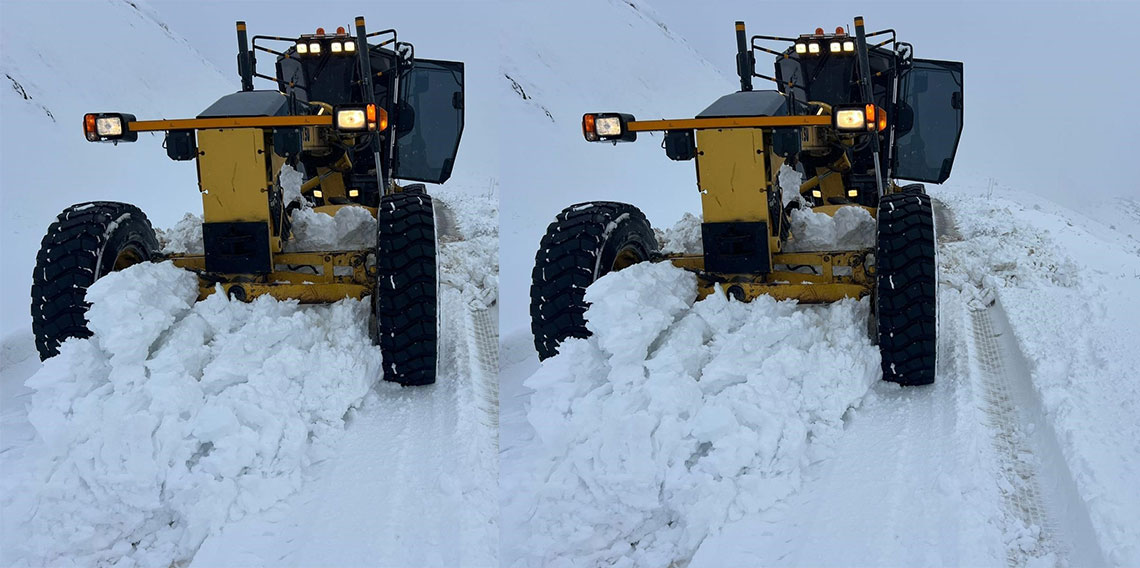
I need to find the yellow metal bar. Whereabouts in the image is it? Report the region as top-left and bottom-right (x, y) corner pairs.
(202, 282), (370, 303)
(697, 282), (869, 303)
(130, 115), (333, 132)
(627, 115), (831, 132)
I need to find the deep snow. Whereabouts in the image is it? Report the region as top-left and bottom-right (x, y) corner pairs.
(502, 186), (1140, 567)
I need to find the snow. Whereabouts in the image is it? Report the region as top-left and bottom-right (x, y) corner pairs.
(2, 262), (378, 567)
(283, 207), (377, 253)
(505, 261), (880, 566)
(785, 205), (877, 252)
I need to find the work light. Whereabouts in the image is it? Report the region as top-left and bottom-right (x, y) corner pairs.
(834, 109), (866, 131)
(830, 41), (842, 53)
(83, 112), (138, 143)
(309, 42), (321, 54)
(343, 41), (355, 52)
(582, 113), (637, 143)
(843, 40), (855, 52)
(795, 43), (807, 54)
(334, 103), (387, 132)
(331, 41), (343, 53)
(296, 42), (308, 54)
(808, 42), (820, 54)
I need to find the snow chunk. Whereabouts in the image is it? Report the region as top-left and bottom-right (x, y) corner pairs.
(517, 262), (880, 567)
(777, 164), (806, 208)
(157, 212), (205, 254)
(786, 205), (876, 252)
(656, 212), (703, 255)
(278, 164), (304, 207)
(13, 262), (378, 567)
(285, 206), (377, 252)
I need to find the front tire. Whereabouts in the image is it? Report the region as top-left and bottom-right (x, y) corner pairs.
(530, 201), (658, 360)
(876, 192), (937, 385)
(31, 201), (160, 360)
(373, 192), (438, 386)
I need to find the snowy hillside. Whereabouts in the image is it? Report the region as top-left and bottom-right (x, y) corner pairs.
(0, 0), (233, 338)
(496, 0), (735, 333)
(1, 2), (499, 567)
(503, 183), (1140, 567)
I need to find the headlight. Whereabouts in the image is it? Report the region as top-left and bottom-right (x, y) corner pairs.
(595, 116), (623, 137)
(830, 42), (842, 53)
(83, 112), (137, 143)
(843, 40), (855, 52)
(331, 41), (343, 53)
(808, 42), (820, 54)
(296, 42), (309, 54)
(344, 40), (356, 52)
(334, 103), (387, 132)
(309, 42), (321, 54)
(95, 116), (123, 136)
(581, 112), (637, 143)
(834, 109), (866, 131)
(336, 109), (366, 130)
(795, 43), (807, 54)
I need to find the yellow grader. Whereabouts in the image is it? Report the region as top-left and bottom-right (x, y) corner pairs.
(31, 17), (465, 385)
(530, 17), (963, 385)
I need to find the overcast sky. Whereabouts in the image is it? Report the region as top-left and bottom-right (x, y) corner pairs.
(150, 0), (1139, 208)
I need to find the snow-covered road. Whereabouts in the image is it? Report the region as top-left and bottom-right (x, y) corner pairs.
(691, 201), (1106, 567)
(503, 191), (1140, 567)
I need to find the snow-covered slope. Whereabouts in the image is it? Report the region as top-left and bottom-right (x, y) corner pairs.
(0, 0), (233, 338)
(496, 0), (735, 333)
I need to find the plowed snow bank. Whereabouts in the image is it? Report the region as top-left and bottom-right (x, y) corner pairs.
(512, 262), (880, 567)
(3, 262), (378, 567)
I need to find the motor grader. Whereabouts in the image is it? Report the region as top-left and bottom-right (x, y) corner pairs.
(530, 17), (963, 385)
(31, 17), (464, 386)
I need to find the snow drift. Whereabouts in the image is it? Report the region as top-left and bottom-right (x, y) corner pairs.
(2, 262), (378, 567)
(508, 261), (880, 566)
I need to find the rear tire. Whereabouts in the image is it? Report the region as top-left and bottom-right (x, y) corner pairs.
(530, 201), (657, 360)
(31, 201), (160, 360)
(373, 192), (438, 386)
(876, 192), (937, 385)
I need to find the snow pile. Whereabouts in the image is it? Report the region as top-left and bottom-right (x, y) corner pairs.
(158, 213), (205, 254)
(785, 206), (877, 252)
(284, 207), (377, 252)
(656, 212), (703, 254)
(513, 261), (880, 567)
(4, 262), (378, 567)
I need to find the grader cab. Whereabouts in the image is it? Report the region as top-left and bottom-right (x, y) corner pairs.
(531, 17), (963, 386)
(33, 17), (464, 386)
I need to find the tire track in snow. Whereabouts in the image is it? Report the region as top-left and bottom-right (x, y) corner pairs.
(967, 297), (1105, 567)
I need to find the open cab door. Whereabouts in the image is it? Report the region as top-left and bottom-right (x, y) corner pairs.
(893, 59), (963, 184)
(394, 59), (464, 184)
